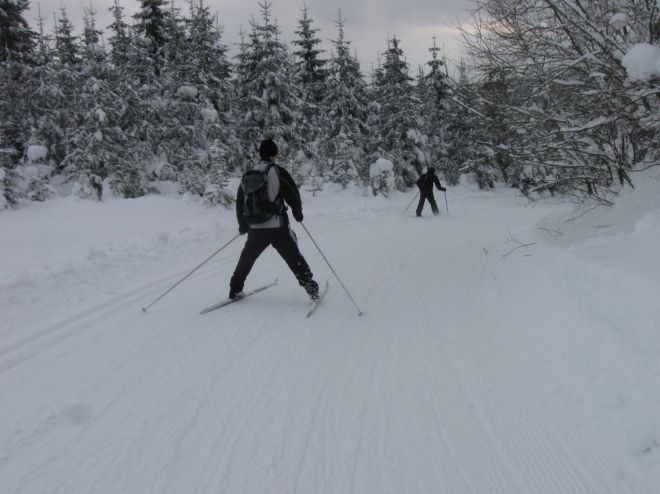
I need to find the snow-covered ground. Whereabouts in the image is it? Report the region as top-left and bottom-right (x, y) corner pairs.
(1, 173), (659, 493)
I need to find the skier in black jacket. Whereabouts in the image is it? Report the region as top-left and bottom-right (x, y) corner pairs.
(229, 139), (319, 301)
(416, 166), (446, 217)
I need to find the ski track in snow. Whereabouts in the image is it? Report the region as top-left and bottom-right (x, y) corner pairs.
(0, 185), (658, 493)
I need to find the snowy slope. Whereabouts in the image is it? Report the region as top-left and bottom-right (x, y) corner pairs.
(1, 176), (659, 493)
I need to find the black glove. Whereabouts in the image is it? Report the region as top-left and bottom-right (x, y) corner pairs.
(293, 210), (304, 222)
(239, 223), (248, 235)
(440, 186), (447, 192)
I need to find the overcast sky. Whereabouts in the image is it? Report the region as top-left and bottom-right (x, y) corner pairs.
(27, 0), (473, 76)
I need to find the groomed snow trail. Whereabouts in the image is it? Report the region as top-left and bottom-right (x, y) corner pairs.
(1, 186), (658, 493)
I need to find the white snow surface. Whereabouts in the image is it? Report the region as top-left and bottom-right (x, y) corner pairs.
(370, 157), (393, 175)
(178, 85), (199, 99)
(26, 144), (47, 162)
(1, 175), (660, 493)
(201, 107), (218, 123)
(609, 13), (628, 30)
(622, 43), (660, 80)
(95, 108), (107, 123)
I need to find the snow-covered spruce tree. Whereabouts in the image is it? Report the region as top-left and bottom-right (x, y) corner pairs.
(235, 1), (302, 165)
(231, 26), (256, 166)
(462, 0), (659, 202)
(0, 0), (35, 207)
(0, 136), (21, 209)
(67, 75), (131, 199)
(186, 0), (232, 106)
(292, 3), (328, 170)
(188, 1), (236, 205)
(477, 67), (515, 185)
(158, 2), (197, 179)
(0, 0), (34, 63)
(444, 60), (489, 187)
(64, 14), (141, 200)
(134, 0), (169, 50)
(419, 37), (450, 177)
(371, 35), (427, 189)
(292, 4), (327, 103)
(161, 1), (186, 74)
(19, 11), (55, 163)
(365, 62), (384, 178)
(322, 13), (369, 187)
(160, 1), (234, 205)
(105, 6), (161, 197)
(108, 0), (131, 67)
(0, 166), (10, 209)
(23, 7), (84, 181)
(32, 6), (51, 65)
(43, 6), (120, 200)
(82, 7), (104, 62)
(54, 8), (79, 66)
(134, 0), (170, 76)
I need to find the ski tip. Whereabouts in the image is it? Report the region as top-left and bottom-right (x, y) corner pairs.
(141, 307), (147, 313)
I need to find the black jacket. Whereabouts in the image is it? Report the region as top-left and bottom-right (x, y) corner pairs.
(236, 163), (302, 230)
(417, 173), (445, 194)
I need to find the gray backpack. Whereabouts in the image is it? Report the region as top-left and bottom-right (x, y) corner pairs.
(241, 164), (285, 224)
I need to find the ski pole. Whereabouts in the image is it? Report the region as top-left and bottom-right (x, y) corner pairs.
(402, 191), (419, 215)
(142, 233), (241, 312)
(300, 223), (363, 316)
(444, 190), (449, 216)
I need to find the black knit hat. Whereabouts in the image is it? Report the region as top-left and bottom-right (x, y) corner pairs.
(259, 139), (278, 160)
(428, 166), (435, 174)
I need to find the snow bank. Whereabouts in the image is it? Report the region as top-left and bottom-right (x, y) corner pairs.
(0, 195), (222, 289)
(406, 128), (427, 145)
(71, 174), (99, 200)
(537, 169), (660, 355)
(147, 161), (177, 181)
(96, 108), (107, 123)
(369, 158), (395, 196)
(622, 43), (660, 80)
(201, 107), (218, 123)
(178, 85), (199, 99)
(370, 157), (393, 175)
(609, 13), (628, 30)
(20, 165), (44, 181)
(26, 144), (48, 162)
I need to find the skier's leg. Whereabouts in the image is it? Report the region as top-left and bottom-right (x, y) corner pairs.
(229, 230), (270, 294)
(429, 194), (440, 216)
(271, 226), (318, 298)
(416, 193), (427, 217)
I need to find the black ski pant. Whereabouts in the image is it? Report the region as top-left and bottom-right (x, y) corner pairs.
(230, 226), (315, 293)
(416, 191), (439, 216)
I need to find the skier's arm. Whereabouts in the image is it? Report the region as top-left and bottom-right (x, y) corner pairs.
(434, 176), (446, 191)
(236, 185), (248, 233)
(277, 166), (303, 219)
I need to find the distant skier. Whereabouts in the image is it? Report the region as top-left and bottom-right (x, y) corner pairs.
(416, 166), (446, 217)
(229, 139), (320, 301)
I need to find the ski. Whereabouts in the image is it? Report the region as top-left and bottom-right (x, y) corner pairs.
(200, 279), (278, 314)
(306, 281), (329, 318)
